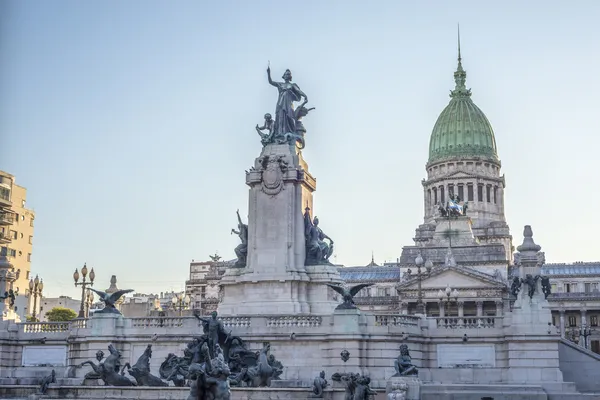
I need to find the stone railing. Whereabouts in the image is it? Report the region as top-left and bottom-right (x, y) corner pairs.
(435, 316), (500, 329)
(70, 318), (88, 329)
(266, 316), (322, 328)
(374, 314), (420, 327)
(221, 316), (251, 328)
(19, 322), (70, 333)
(130, 317), (186, 328)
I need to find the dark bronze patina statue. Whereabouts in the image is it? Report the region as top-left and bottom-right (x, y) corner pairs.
(393, 344), (418, 377)
(326, 283), (373, 310)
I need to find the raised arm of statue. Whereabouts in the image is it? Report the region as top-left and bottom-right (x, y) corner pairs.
(267, 66), (277, 87)
(236, 209), (243, 225)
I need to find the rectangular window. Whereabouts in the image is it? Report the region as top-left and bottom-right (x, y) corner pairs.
(467, 184), (474, 201)
(591, 316), (598, 327)
(14, 213), (18, 223)
(0, 247), (6, 256)
(428, 189), (431, 205)
(493, 186), (498, 204)
(586, 283), (592, 293)
(568, 316), (577, 327)
(572, 283), (578, 292)
(457, 184), (464, 200)
(26, 271), (30, 280)
(27, 253), (31, 262)
(477, 184), (483, 202)
(565, 283), (571, 293)
(433, 188), (438, 204)
(551, 284), (557, 292)
(28, 236), (33, 245)
(592, 340), (600, 355)
(8, 248), (15, 257)
(552, 315), (556, 326)
(593, 283), (599, 292)
(30, 217), (34, 227)
(440, 186), (445, 203)
(10, 230), (17, 240)
(486, 185), (491, 202)
(448, 184), (454, 198)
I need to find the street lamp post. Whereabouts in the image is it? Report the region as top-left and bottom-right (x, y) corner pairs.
(438, 284), (459, 316)
(171, 292), (191, 316)
(73, 263), (95, 319)
(413, 254), (433, 315)
(579, 326), (593, 349)
(28, 275), (43, 322)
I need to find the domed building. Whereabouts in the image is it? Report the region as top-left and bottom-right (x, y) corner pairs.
(421, 46), (512, 261)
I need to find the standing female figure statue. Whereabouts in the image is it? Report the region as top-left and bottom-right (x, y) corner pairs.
(267, 66), (308, 140)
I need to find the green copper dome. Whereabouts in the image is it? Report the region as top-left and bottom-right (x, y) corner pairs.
(428, 52), (498, 165)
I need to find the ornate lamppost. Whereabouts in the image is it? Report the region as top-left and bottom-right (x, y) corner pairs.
(28, 275), (43, 322)
(438, 284), (459, 316)
(411, 254), (433, 315)
(171, 292), (191, 316)
(73, 263), (95, 318)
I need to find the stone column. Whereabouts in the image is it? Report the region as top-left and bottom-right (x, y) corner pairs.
(476, 301), (483, 317)
(559, 310), (565, 338)
(457, 301), (464, 317)
(438, 301), (445, 318)
(581, 309), (587, 327)
(495, 300), (503, 317)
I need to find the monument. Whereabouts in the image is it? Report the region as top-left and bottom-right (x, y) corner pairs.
(219, 66), (342, 316)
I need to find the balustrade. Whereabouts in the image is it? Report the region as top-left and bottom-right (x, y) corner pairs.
(374, 314), (420, 327)
(435, 316), (499, 329)
(221, 316), (251, 328)
(266, 316), (322, 327)
(19, 322), (70, 333)
(130, 317), (185, 328)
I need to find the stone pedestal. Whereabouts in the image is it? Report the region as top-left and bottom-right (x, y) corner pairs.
(432, 216), (477, 247)
(386, 376), (421, 400)
(219, 144), (341, 316)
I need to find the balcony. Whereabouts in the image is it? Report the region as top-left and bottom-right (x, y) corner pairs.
(0, 212), (14, 226)
(0, 232), (11, 244)
(0, 188), (11, 208)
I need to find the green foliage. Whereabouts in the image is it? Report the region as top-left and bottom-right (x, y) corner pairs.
(45, 307), (77, 322)
(25, 315), (37, 322)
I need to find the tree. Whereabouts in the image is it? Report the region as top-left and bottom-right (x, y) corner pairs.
(45, 307), (77, 322)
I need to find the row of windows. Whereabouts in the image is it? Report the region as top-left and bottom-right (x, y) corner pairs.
(13, 213), (34, 227)
(0, 228), (33, 244)
(429, 183), (499, 205)
(0, 246), (31, 261)
(552, 282), (600, 293)
(553, 315), (599, 327)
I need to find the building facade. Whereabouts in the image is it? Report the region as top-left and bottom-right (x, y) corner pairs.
(0, 170), (36, 321)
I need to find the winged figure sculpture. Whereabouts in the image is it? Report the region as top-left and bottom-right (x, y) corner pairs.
(325, 283), (373, 310)
(89, 288), (134, 315)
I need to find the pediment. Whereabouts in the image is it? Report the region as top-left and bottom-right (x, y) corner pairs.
(400, 266), (505, 291)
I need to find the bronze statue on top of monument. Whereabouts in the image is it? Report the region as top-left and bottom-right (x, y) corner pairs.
(255, 65), (314, 149)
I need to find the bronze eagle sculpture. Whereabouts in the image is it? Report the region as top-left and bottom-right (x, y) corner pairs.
(325, 283), (373, 310)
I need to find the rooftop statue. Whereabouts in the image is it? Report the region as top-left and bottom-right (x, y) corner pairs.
(325, 283), (373, 310)
(89, 287), (134, 315)
(255, 65), (313, 149)
(438, 194), (468, 217)
(304, 207), (334, 265)
(231, 210), (248, 268)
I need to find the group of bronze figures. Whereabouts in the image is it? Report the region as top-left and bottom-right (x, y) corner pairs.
(510, 274), (551, 299)
(438, 194), (468, 218)
(255, 66), (314, 150)
(230, 206), (335, 269)
(77, 311), (284, 400)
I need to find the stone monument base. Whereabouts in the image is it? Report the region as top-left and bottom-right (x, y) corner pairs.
(386, 376), (421, 400)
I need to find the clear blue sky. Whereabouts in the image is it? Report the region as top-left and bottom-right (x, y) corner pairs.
(2, 1), (599, 298)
